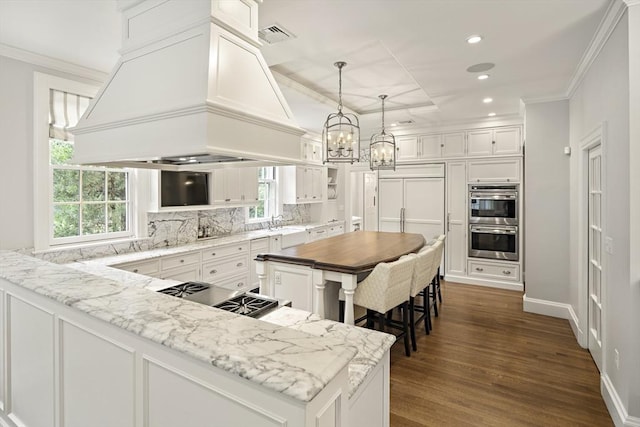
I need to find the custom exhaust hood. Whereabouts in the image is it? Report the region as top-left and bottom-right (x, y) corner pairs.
(72, 0), (306, 170)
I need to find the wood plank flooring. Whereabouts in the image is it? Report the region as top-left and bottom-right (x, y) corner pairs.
(387, 281), (613, 426)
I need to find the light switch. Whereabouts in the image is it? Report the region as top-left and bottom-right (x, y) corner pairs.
(275, 271), (281, 285)
(604, 237), (614, 254)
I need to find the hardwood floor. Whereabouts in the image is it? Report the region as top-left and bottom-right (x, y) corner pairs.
(387, 281), (612, 426)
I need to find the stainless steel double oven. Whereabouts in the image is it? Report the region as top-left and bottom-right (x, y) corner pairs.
(468, 184), (519, 261)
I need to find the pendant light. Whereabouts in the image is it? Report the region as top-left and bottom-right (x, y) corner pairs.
(369, 94), (396, 171)
(323, 61), (360, 164)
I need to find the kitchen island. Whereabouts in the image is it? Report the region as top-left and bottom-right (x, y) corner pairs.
(0, 250), (394, 427)
(256, 231), (426, 324)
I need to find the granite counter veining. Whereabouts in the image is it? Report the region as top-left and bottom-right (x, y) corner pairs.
(261, 307), (395, 398)
(0, 250), (356, 402)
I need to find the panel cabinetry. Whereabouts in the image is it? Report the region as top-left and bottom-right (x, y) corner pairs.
(468, 259), (520, 282)
(159, 251), (201, 281)
(467, 158), (521, 182)
(419, 132), (466, 159)
(445, 162), (467, 277)
(467, 126), (521, 156)
(301, 139), (322, 164)
(212, 168), (259, 205)
(201, 242), (250, 288)
(281, 166), (324, 203)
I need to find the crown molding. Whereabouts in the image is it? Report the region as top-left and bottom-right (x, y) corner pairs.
(566, 0), (627, 98)
(521, 94), (570, 105)
(623, 0), (640, 6)
(0, 43), (108, 83)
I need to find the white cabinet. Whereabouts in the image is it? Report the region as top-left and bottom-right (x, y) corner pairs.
(307, 226), (329, 242)
(282, 231), (307, 248)
(301, 139), (322, 164)
(115, 259), (160, 276)
(467, 126), (521, 156)
(395, 136), (420, 161)
(281, 166), (324, 204)
(442, 132), (466, 157)
(467, 158), (521, 182)
(419, 134), (442, 158)
(201, 242), (250, 288)
(159, 251), (201, 281)
(420, 132), (466, 158)
(212, 168), (258, 205)
(445, 162), (466, 277)
(468, 259), (520, 282)
(378, 176), (445, 243)
(271, 263), (314, 312)
(328, 223), (344, 236)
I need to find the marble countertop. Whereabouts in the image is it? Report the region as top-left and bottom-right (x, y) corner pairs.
(261, 307), (395, 398)
(89, 222), (343, 267)
(0, 250), (357, 402)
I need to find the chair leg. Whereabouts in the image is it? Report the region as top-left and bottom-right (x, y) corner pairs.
(437, 267), (443, 303)
(366, 309), (374, 328)
(432, 280), (439, 317)
(402, 302), (411, 357)
(409, 297), (417, 351)
(339, 300), (344, 323)
(423, 286), (431, 334)
(378, 311), (385, 333)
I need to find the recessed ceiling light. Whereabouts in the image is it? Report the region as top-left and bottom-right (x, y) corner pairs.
(466, 35), (482, 44)
(466, 63), (494, 73)
(477, 74), (490, 80)
(488, 112), (496, 117)
(483, 97), (493, 103)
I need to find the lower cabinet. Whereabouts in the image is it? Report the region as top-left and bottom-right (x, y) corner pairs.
(216, 274), (250, 292)
(271, 264), (314, 312)
(467, 259), (520, 282)
(467, 158), (521, 183)
(115, 259), (160, 276)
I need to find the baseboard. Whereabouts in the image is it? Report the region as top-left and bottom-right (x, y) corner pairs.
(522, 294), (572, 319)
(601, 373), (640, 427)
(567, 304), (586, 348)
(445, 274), (523, 292)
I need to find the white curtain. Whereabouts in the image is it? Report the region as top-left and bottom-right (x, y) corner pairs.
(49, 89), (91, 141)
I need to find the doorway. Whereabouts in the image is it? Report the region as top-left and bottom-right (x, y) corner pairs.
(587, 144), (603, 371)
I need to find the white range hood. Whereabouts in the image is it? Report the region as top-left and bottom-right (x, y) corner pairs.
(72, 0), (306, 170)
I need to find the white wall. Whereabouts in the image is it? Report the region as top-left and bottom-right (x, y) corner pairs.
(523, 100), (570, 303)
(568, 11), (632, 417)
(0, 55), (101, 251)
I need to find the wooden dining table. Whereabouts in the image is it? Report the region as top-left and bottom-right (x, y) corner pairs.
(256, 231), (425, 325)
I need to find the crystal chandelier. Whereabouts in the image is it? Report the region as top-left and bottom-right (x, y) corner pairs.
(323, 61), (360, 163)
(369, 94), (396, 171)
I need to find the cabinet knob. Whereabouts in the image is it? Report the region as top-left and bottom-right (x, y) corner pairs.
(211, 252), (216, 256)
(133, 269), (139, 273)
(502, 270), (511, 275)
(210, 269), (217, 274)
(476, 267), (484, 272)
(237, 262), (244, 267)
(237, 282), (244, 288)
(492, 140), (496, 144)
(180, 259), (184, 263)
(238, 247), (243, 251)
(225, 198), (231, 202)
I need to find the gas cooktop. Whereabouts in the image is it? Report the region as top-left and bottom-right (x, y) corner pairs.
(157, 281), (280, 318)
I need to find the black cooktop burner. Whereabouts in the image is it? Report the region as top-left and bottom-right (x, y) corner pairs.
(158, 282), (209, 298)
(213, 294), (279, 318)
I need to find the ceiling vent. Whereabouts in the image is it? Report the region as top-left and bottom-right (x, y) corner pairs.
(398, 120), (415, 125)
(259, 24), (296, 44)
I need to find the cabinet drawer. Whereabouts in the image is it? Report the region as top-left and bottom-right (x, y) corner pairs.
(250, 238), (269, 252)
(160, 264), (200, 282)
(468, 260), (520, 281)
(216, 274), (251, 292)
(160, 251), (200, 270)
(115, 259), (160, 275)
(328, 224), (344, 236)
(201, 243), (249, 262)
(202, 256), (249, 281)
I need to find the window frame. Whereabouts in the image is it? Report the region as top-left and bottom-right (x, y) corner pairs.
(33, 73), (140, 251)
(247, 166), (277, 222)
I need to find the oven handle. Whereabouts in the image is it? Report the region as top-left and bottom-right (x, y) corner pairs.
(471, 226), (517, 235)
(470, 193), (517, 199)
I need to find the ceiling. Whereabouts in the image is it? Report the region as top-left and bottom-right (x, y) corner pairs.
(0, 0), (611, 135)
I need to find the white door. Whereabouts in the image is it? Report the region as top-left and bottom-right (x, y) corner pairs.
(403, 178), (445, 242)
(363, 172), (378, 231)
(378, 179), (403, 232)
(588, 145), (603, 371)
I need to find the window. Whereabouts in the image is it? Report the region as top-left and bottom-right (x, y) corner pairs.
(34, 74), (134, 250)
(248, 167), (276, 221)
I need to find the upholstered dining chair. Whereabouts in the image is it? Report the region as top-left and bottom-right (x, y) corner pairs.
(346, 255), (416, 357)
(407, 246), (437, 351)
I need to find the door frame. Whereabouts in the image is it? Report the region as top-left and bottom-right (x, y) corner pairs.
(577, 122), (607, 358)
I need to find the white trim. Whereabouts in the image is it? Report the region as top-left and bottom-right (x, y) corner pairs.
(623, 0), (640, 6)
(566, 0), (627, 98)
(520, 94), (569, 105)
(567, 304), (586, 348)
(522, 294), (573, 319)
(444, 275), (523, 292)
(0, 43), (107, 83)
(577, 122), (607, 372)
(602, 374), (640, 427)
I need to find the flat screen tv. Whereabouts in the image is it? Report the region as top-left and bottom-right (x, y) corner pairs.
(161, 171), (209, 207)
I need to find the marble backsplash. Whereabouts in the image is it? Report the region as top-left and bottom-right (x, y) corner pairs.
(28, 204), (311, 264)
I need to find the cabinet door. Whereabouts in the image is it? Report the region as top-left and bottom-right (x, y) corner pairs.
(212, 169), (227, 204)
(467, 129), (493, 156)
(467, 159), (521, 182)
(493, 127), (521, 155)
(395, 137), (419, 162)
(224, 169), (243, 203)
(295, 167), (307, 202)
(446, 162), (466, 276)
(420, 134), (442, 159)
(378, 179), (403, 232)
(442, 132), (466, 157)
(161, 264), (200, 282)
(309, 141), (322, 163)
(240, 168), (259, 203)
(403, 178), (445, 242)
(310, 167), (323, 201)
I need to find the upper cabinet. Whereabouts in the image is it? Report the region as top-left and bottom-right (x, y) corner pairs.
(281, 166), (324, 204)
(301, 137), (322, 164)
(396, 126), (521, 163)
(212, 168), (258, 205)
(467, 126), (521, 157)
